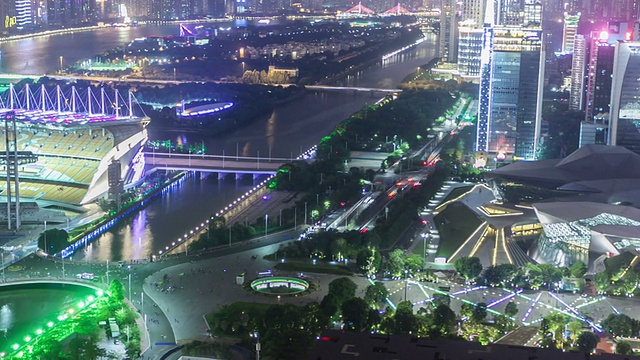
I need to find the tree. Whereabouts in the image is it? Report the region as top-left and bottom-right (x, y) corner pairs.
(109, 280), (125, 302)
(539, 312), (568, 349)
(570, 261), (588, 278)
(454, 256), (483, 281)
(394, 301), (417, 334)
(460, 303), (475, 319)
(471, 302), (487, 323)
(364, 282), (389, 307)
(602, 314), (635, 337)
(595, 272), (611, 294)
(577, 331), (600, 353)
(504, 301), (518, 317)
(38, 228), (69, 254)
(341, 297), (370, 332)
(356, 246), (381, 277)
(567, 320), (583, 345)
(387, 249), (405, 277)
(328, 277), (358, 307)
(431, 304), (456, 337)
(616, 340), (634, 355)
(320, 293), (340, 318)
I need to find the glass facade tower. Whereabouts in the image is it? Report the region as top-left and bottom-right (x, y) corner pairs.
(610, 42), (640, 154)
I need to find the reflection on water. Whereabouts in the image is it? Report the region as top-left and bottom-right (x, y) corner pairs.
(1, 29), (439, 262)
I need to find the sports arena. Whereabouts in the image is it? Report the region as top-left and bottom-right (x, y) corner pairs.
(0, 83), (149, 206)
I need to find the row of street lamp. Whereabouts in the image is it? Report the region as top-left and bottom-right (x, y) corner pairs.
(155, 146), (317, 257)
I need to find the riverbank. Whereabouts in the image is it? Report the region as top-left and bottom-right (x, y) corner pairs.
(60, 171), (187, 259)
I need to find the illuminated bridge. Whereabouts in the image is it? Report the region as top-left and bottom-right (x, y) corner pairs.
(144, 152), (287, 175)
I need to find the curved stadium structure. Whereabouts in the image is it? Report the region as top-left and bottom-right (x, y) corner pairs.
(0, 84), (149, 206)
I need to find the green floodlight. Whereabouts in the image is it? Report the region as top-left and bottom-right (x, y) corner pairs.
(97, 290), (104, 297)
(47, 322), (54, 328)
(57, 315), (65, 321)
(24, 336), (30, 342)
(11, 345), (18, 351)
(68, 308), (74, 314)
(36, 329), (42, 335)
(87, 295), (95, 302)
(77, 301), (85, 308)
(0, 351), (5, 357)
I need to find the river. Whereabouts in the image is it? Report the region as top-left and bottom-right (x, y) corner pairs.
(0, 25), (438, 262)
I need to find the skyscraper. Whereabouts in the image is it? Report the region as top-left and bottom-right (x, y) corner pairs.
(562, 12), (580, 54)
(476, 0), (545, 161)
(569, 34), (586, 110)
(14, 0), (32, 28)
(461, 0), (485, 26)
(439, 0), (458, 63)
(457, 22), (483, 79)
(609, 41), (640, 154)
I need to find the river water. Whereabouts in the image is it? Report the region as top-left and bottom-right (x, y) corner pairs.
(0, 25), (438, 262)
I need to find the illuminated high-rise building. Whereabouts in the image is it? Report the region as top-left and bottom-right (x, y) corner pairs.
(562, 12), (580, 54)
(461, 0), (485, 26)
(609, 41), (640, 154)
(476, 0), (545, 161)
(439, 0), (458, 63)
(496, 0), (523, 25)
(457, 21), (483, 79)
(584, 23), (635, 124)
(569, 34), (586, 110)
(14, 0), (32, 28)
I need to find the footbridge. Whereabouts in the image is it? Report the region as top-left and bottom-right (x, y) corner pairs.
(144, 152), (287, 174)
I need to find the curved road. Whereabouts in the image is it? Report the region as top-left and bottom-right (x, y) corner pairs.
(6, 228), (371, 359)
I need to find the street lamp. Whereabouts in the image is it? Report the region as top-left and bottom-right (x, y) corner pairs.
(43, 220), (47, 254)
(59, 56), (64, 72)
(421, 233), (428, 267)
(264, 214), (268, 236)
(404, 270), (409, 301)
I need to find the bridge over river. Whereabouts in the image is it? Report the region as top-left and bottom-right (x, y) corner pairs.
(144, 152), (289, 174)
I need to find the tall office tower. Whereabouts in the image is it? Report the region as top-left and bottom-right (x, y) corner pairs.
(208, 0), (227, 16)
(461, 0), (485, 26)
(149, 0), (178, 19)
(496, 0), (523, 25)
(439, 0), (458, 62)
(458, 21), (483, 79)
(46, 0), (101, 25)
(523, 0), (542, 26)
(569, 34), (586, 110)
(476, 15), (493, 156)
(14, 0), (32, 28)
(120, 0), (149, 18)
(609, 41), (640, 154)
(584, 23), (634, 123)
(476, 0), (545, 161)
(562, 12), (580, 54)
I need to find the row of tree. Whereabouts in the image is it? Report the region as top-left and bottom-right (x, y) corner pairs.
(454, 256), (588, 290)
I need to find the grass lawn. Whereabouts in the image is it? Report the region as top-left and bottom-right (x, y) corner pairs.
(274, 261), (352, 275)
(434, 201), (483, 259)
(440, 185), (474, 204)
